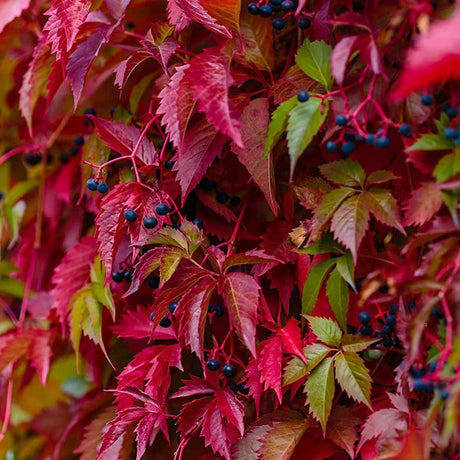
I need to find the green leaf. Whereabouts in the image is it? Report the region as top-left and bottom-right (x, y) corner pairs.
(330, 193), (370, 264)
(341, 334), (380, 352)
(305, 357), (335, 432)
(434, 151), (460, 183)
(302, 258), (336, 315)
(283, 356), (307, 386)
(91, 283), (115, 321)
(311, 188), (356, 237)
(408, 133), (454, 151)
(70, 287), (88, 371)
(334, 351), (372, 408)
(0, 278), (25, 298)
(0, 260), (18, 277)
(264, 96), (297, 156)
(335, 253), (355, 290)
(441, 190), (459, 226)
(159, 247), (183, 286)
(287, 97), (328, 179)
(4, 180), (39, 206)
(319, 159), (365, 187)
(306, 316), (342, 347)
(366, 170), (396, 186)
(296, 39), (333, 90)
(362, 188), (406, 235)
(304, 343), (332, 372)
(326, 268), (349, 331)
(301, 233), (345, 255)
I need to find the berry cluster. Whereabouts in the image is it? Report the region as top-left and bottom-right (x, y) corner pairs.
(248, 1), (311, 31)
(200, 177), (241, 207)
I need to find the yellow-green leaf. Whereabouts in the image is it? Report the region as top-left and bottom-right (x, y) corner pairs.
(302, 258), (336, 315)
(306, 316), (342, 348)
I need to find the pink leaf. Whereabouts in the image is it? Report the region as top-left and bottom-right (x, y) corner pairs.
(105, 0), (131, 19)
(392, 13), (460, 99)
(0, 0), (31, 34)
(142, 32), (178, 75)
(51, 236), (98, 328)
(28, 329), (53, 385)
(219, 272), (260, 356)
(114, 52), (150, 91)
(331, 36), (358, 86)
(186, 47), (243, 146)
(403, 182), (444, 226)
(231, 98), (278, 214)
(167, 0), (191, 32)
(258, 335), (283, 402)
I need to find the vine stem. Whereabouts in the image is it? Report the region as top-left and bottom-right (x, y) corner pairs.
(0, 366), (14, 443)
(226, 198), (248, 257)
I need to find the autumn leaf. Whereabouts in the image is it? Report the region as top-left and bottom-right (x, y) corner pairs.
(296, 39), (333, 90)
(306, 316), (342, 348)
(0, 0), (31, 34)
(404, 182), (444, 226)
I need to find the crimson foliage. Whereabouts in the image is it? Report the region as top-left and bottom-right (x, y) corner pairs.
(0, 0), (459, 459)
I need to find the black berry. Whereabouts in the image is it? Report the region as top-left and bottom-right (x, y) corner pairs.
(326, 141), (337, 152)
(209, 304), (224, 317)
(359, 325), (373, 336)
(112, 270), (124, 283)
(272, 18), (285, 30)
(298, 17), (311, 29)
(147, 276), (160, 289)
(259, 5), (272, 17)
(124, 270), (133, 282)
(169, 301), (178, 314)
(193, 217), (203, 229)
(159, 317), (171, 328)
(341, 142), (355, 155)
(375, 137), (390, 148)
(24, 153), (42, 166)
(421, 94), (433, 106)
(230, 196), (241, 207)
(248, 2), (259, 14)
(206, 359), (220, 371)
(298, 91), (310, 103)
(383, 338), (393, 348)
(385, 314), (396, 326)
(335, 114), (347, 126)
(97, 182), (109, 193)
(74, 135), (85, 146)
(216, 192), (229, 204)
(87, 178), (98, 191)
(382, 324), (394, 334)
(281, 0), (295, 11)
(156, 203), (171, 215)
(165, 159), (175, 170)
(399, 123), (411, 137)
(143, 216), (158, 229)
(222, 364), (236, 378)
(59, 153), (69, 164)
(358, 311), (371, 324)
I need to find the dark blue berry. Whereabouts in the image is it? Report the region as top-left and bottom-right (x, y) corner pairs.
(124, 270), (133, 282)
(355, 134), (365, 144)
(84, 107), (96, 116)
(228, 381), (239, 393)
(360, 325), (373, 336)
(440, 389), (450, 400)
(159, 317), (171, 328)
(383, 338), (393, 348)
(359, 311), (371, 325)
(248, 2), (259, 14)
(74, 135), (85, 146)
(259, 5), (272, 17)
(298, 91), (310, 103)
(382, 324), (394, 334)
(193, 217), (203, 229)
(150, 312), (155, 321)
(431, 306), (444, 319)
(281, 0), (295, 11)
(428, 361), (437, 373)
(97, 182), (109, 193)
(413, 378), (433, 392)
(87, 178), (98, 191)
(366, 134), (375, 145)
(341, 142), (355, 155)
(238, 382), (250, 395)
(374, 331), (385, 339)
(298, 17), (311, 29)
(335, 114), (347, 126)
(344, 131), (355, 142)
(421, 94), (433, 106)
(143, 216), (158, 229)
(407, 300), (416, 311)
(270, 0), (282, 4)
(165, 159), (175, 170)
(222, 364), (236, 378)
(375, 137), (390, 148)
(389, 305), (399, 314)
(446, 107), (457, 118)
(410, 367), (426, 378)
(200, 178), (217, 191)
(60, 153), (69, 164)
(147, 276), (160, 289)
(272, 18), (285, 30)
(399, 123), (412, 137)
(0, 192), (3, 201)
(216, 191), (229, 204)
(24, 153), (42, 165)
(444, 128), (458, 140)
(112, 270), (124, 283)
(156, 203), (171, 215)
(70, 146), (80, 157)
(124, 209), (137, 222)
(206, 359), (220, 371)
(169, 301), (178, 314)
(230, 196), (241, 207)
(326, 141), (337, 152)
(386, 314), (396, 326)
(209, 304), (224, 317)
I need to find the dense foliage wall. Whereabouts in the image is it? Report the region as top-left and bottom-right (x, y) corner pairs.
(0, 0), (459, 458)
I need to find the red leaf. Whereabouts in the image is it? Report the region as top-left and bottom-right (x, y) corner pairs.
(223, 249), (281, 272)
(0, 0), (31, 34)
(279, 318), (307, 364)
(170, 0), (232, 37)
(105, 0), (131, 19)
(19, 39), (53, 135)
(51, 236), (98, 328)
(142, 31), (178, 75)
(258, 335), (283, 402)
(95, 183), (164, 281)
(245, 357), (263, 416)
(175, 277), (216, 360)
(28, 329), (53, 385)
(392, 13), (460, 99)
(66, 29), (107, 107)
(403, 182), (444, 226)
(186, 47), (243, 147)
(175, 119), (226, 200)
(157, 64), (194, 151)
(44, 0), (90, 61)
(114, 52), (150, 91)
(89, 116), (157, 166)
(172, 376), (215, 399)
(232, 98), (278, 214)
(219, 272), (260, 356)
